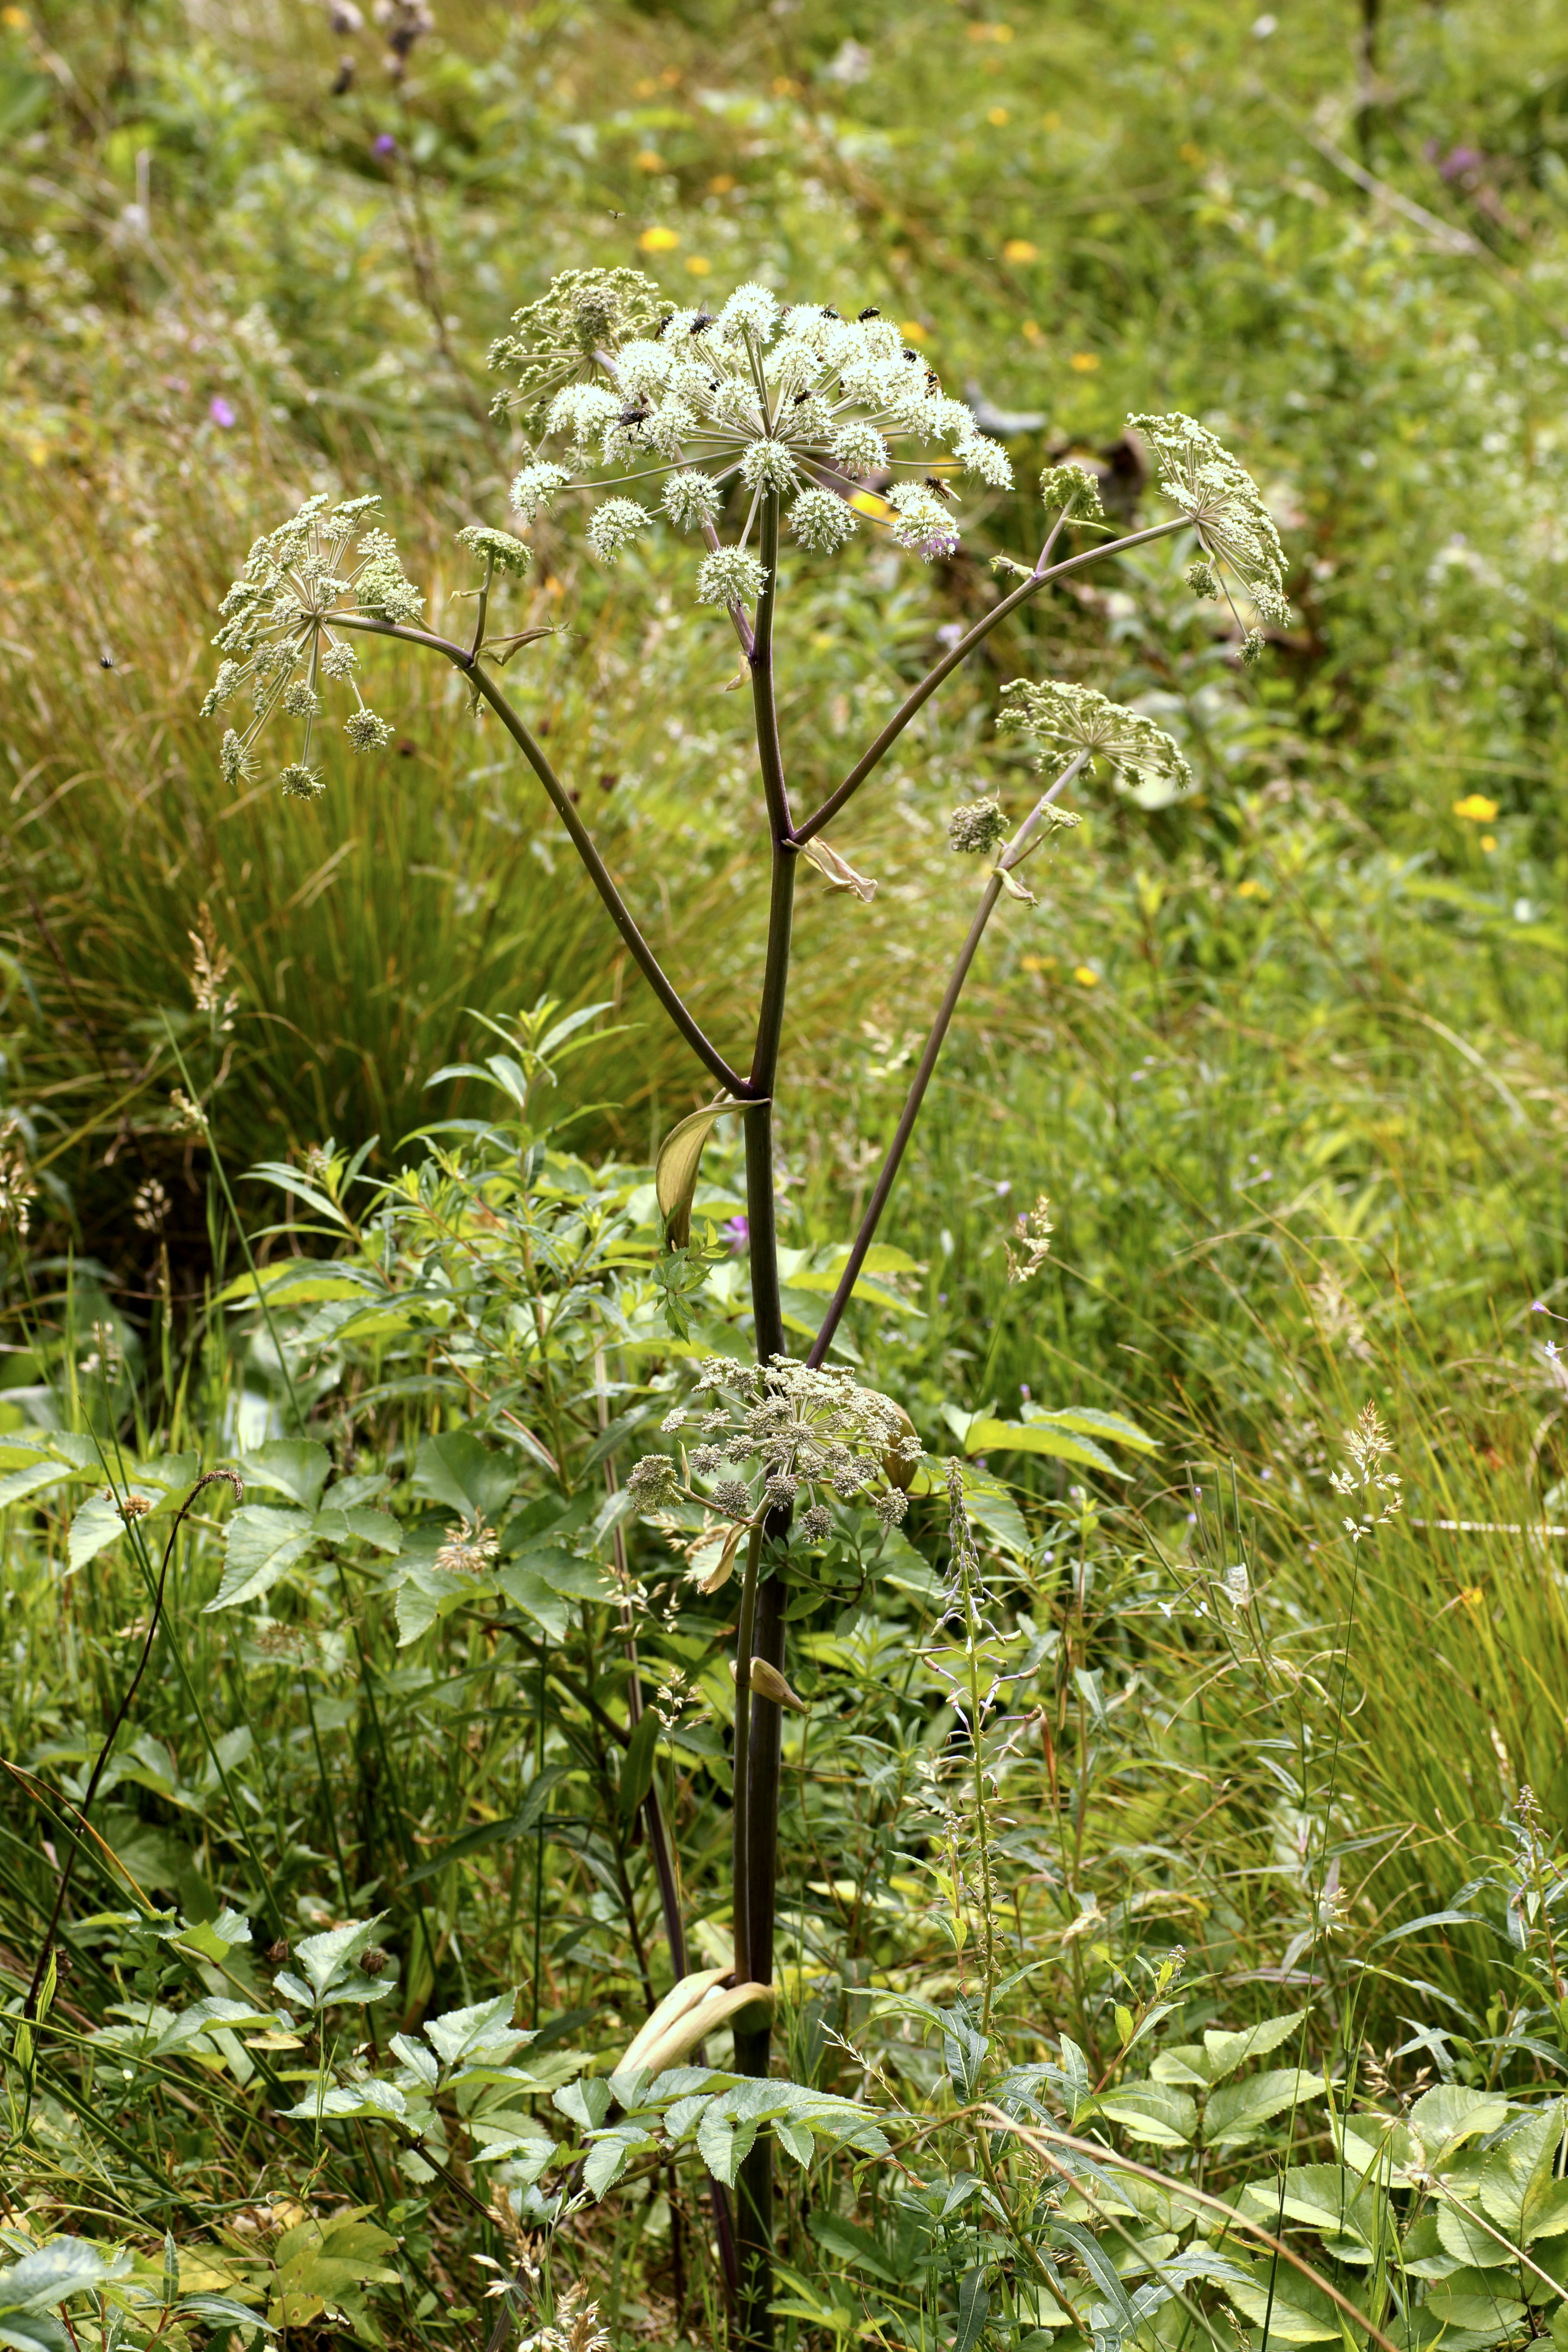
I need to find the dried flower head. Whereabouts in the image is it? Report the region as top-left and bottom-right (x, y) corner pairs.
(132, 1178), (171, 1233)
(518, 2283), (612, 2352)
(1130, 410), (1292, 628)
(948, 797), (1008, 855)
(998, 679), (1193, 802)
(204, 493), (417, 801)
(169, 1088), (209, 1137)
(433, 1512), (500, 1577)
(496, 274), (1013, 615)
(0, 1121), (38, 1236)
(189, 905), (239, 1029)
(1004, 1193), (1054, 1284)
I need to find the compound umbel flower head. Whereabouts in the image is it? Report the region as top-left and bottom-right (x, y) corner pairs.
(1130, 410), (1293, 630)
(496, 270), (1014, 620)
(202, 493), (421, 800)
(997, 679), (1193, 803)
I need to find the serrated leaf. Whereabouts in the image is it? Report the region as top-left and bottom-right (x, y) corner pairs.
(1205, 2067), (1328, 2148)
(776, 2118), (814, 2166)
(697, 2100), (738, 2184)
(0, 1461), (73, 1510)
(1410, 2084), (1513, 2170)
(423, 1993), (521, 2067)
(237, 1441), (331, 1510)
(552, 2077), (612, 2132)
(0, 2243), (133, 2313)
(289, 1915), (387, 2002)
(68, 1494), (129, 1571)
(1092, 2080), (1197, 2147)
(1200, 2010), (1310, 2083)
(1224, 2264), (1344, 2344)
(414, 1429), (515, 1520)
(205, 1506), (318, 1612)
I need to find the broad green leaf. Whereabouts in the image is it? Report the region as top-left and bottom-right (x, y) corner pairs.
(1224, 2263), (1344, 2344)
(0, 1461), (72, 1510)
(413, 1429), (515, 1520)
(0, 2242), (133, 2313)
(494, 1564), (570, 1642)
(583, 2130), (643, 2196)
(289, 1915), (388, 2003)
(776, 2118), (814, 2165)
(1436, 2204), (1513, 2270)
(1205, 2067), (1328, 2148)
(68, 1494), (128, 1571)
(313, 1505), (401, 1553)
(1200, 2009), (1310, 2083)
(177, 2298), (276, 2334)
(423, 1993), (523, 2067)
(552, 2078), (613, 2132)
(1409, 2085), (1512, 2170)
(1092, 2080), (1197, 2147)
(1019, 1404), (1158, 1453)
(656, 1096), (743, 1249)
(963, 1417), (1126, 1477)
(1240, 2166), (1380, 2255)
(1419, 2270), (1525, 2340)
(238, 1441), (331, 1510)
(1477, 2101), (1566, 2238)
(205, 1506), (318, 1612)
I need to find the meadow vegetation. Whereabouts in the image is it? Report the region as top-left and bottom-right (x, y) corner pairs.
(7, 2), (1568, 2348)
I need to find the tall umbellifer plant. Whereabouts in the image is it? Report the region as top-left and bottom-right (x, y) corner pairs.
(201, 269), (1290, 2343)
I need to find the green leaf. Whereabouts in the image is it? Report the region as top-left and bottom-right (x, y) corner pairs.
(289, 1915), (390, 2005)
(808, 2214), (901, 2285)
(1092, 2080), (1197, 2147)
(1240, 2166), (1380, 2255)
(953, 2269), (991, 2352)
(619, 1711), (660, 1822)
(205, 1506), (318, 1612)
(414, 1429), (515, 1521)
(963, 1417), (1126, 1477)
(1200, 2009), (1310, 2083)
(1204, 2067), (1329, 2149)
(656, 1096), (743, 1249)
(177, 2297), (276, 2333)
(424, 1993), (522, 2067)
(238, 1441), (331, 1510)
(0, 1461), (73, 1510)
(1019, 1404), (1158, 1453)
(696, 2098), (739, 2184)
(1410, 2084), (1513, 2170)
(313, 1505), (401, 1553)
(1225, 2262), (1345, 2344)
(68, 1494), (128, 1571)
(1436, 2205), (1513, 2271)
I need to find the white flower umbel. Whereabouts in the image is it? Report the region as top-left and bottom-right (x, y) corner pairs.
(203, 493), (420, 798)
(1131, 410), (1293, 631)
(998, 679), (1194, 802)
(491, 271), (1016, 619)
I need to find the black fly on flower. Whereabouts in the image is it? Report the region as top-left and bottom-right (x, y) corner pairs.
(200, 492), (421, 800)
(493, 273), (1014, 621)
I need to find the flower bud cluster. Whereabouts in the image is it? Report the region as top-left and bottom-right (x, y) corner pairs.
(203, 493), (419, 801)
(998, 679), (1192, 802)
(948, 797), (1009, 855)
(1131, 410), (1293, 627)
(631, 1354), (923, 1548)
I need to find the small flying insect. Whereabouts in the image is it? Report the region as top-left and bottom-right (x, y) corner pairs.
(98, 648), (115, 669)
(857, 305), (881, 321)
(617, 402), (652, 428)
(924, 476), (957, 502)
(689, 311), (716, 334)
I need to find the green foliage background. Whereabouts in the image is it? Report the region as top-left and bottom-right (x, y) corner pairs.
(8, 0), (1568, 2345)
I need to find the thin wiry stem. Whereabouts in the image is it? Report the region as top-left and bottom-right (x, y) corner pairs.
(329, 613), (751, 1096)
(791, 518), (1187, 847)
(806, 753), (1086, 1367)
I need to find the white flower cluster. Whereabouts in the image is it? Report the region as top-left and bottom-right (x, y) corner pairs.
(641, 1354), (923, 1546)
(203, 493), (421, 800)
(497, 272), (1014, 612)
(1131, 410), (1293, 632)
(998, 679), (1193, 801)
